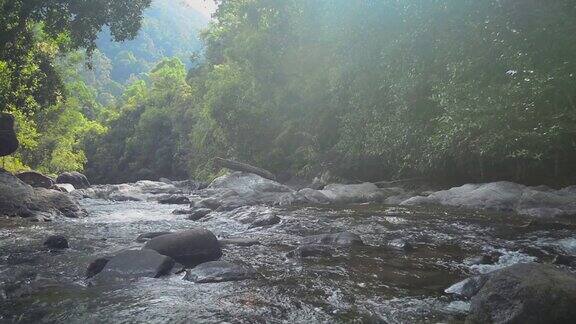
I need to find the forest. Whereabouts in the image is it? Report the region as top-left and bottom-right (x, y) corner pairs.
(2, 0), (575, 186)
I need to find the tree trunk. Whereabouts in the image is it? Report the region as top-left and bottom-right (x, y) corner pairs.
(214, 157), (276, 181)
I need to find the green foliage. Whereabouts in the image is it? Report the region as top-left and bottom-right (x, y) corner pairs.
(185, 0), (576, 185)
(0, 0), (151, 174)
(85, 57), (194, 183)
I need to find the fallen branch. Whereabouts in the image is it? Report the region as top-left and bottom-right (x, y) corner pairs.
(374, 177), (426, 187)
(214, 157), (276, 181)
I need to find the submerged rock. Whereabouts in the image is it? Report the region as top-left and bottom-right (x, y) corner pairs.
(43, 235), (69, 250)
(218, 238), (261, 247)
(248, 214), (280, 228)
(401, 181), (576, 217)
(92, 250), (175, 283)
(56, 172), (90, 189)
(183, 261), (257, 283)
(157, 195), (190, 205)
(144, 228), (222, 267)
(286, 245), (334, 258)
(186, 208), (212, 221)
(172, 208), (193, 215)
(467, 263), (576, 323)
(301, 232), (364, 246)
(387, 239), (414, 251)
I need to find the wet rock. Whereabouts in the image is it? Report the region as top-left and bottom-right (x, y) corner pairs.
(29, 188), (87, 218)
(136, 231), (173, 243)
(402, 181), (576, 217)
(187, 208), (212, 221)
(286, 245), (334, 258)
(144, 228), (222, 267)
(320, 182), (385, 204)
(16, 171), (54, 189)
(249, 214), (281, 228)
(276, 188), (332, 206)
(464, 254), (497, 266)
(0, 169), (35, 217)
(86, 258), (110, 278)
(92, 250), (175, 283)
(301, 231), (364, 246)
(199, 172), (294, 209)
(387, 239), (414, 251)
(43, 235), (69, 250)
(445, 275), (489, 298)
(467, 263), (576, 323)
(1, 170), (86, 219)
(53, 183), (75, 193)
(196, 197), (222, 210)
(172, 208), (193, 215)
(56, 171), (90, 189)
(218, 238), (261, 247)
(82, 181), (186, 201)
(183, 261), (257, 283)
(552, 254), (576, 267)
(157, 195), (190, 205)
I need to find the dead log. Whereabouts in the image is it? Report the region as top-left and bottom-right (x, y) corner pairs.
(374, 177), (426, 187)
(214, 157), (276, 181)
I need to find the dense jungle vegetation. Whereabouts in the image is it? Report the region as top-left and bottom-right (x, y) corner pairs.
(2, 0), (576, 186)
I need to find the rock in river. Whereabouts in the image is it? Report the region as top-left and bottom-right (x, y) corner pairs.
(301, 231), (364, 247)
(467, 263), (576, 323)
(56, 171), (90, 189)
(157, 195), (190, 205)
(286, 245), (334, 258)
(144, 228), (222, 267)
(186, 208), (212, 221)
(136, 231), (173, 243)
(402, 181), (576, 217)
(16, 171), (54, 189)
(0, 169), (86, 219)
(43, 235), (69, 250)
(92, 250), (175, 283)
(184, 261), (257, 283)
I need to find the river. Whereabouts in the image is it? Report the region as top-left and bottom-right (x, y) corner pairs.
(1, 188), (575, 323)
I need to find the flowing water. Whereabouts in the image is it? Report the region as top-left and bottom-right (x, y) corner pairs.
(1, 192), (575, 323)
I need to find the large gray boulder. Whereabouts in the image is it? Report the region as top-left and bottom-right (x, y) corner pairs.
(467, 263), (576, 324)
(0, 169), (86, 219)
(56, 171), (90, 189)
(0, 113), (18, 157)
(144, 228), (222, 267)
(198, 172), (293, 210)
(91, 249), (175, 283)
(16, 171), (54, 189)
(402, 181), (576, 217)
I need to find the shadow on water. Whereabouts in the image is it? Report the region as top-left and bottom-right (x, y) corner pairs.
(1, 199), (575, 323)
